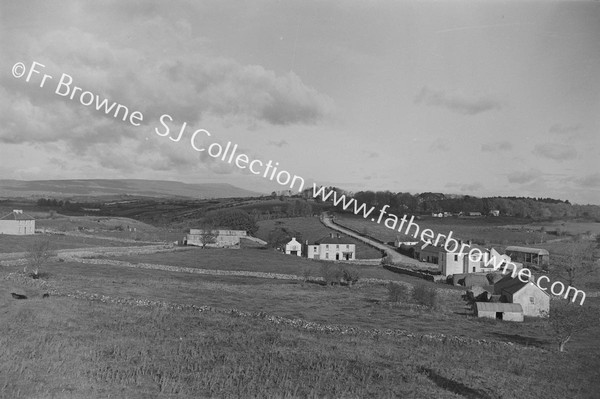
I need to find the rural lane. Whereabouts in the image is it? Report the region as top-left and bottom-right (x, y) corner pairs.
(320, 213), (423, 267)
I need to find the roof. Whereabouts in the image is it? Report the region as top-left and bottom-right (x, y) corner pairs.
(505, 246), (549, 256)
(0, 210), (35, 221)
(314, 235), (353, 245)
(475, 302), (523, 313)
(493, 275), (550, 297)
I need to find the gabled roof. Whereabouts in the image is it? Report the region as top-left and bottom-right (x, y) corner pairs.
(475, 302), (522, 313)
(315, 235), (354, 245)
(493, 274), (550, 297)
(0, 210), (35, 221)
(505, 246), (549, 256)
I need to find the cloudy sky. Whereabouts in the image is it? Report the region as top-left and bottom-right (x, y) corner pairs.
(1, 1), (599, 204)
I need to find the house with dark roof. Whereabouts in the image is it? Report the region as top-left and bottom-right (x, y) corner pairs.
(494, 274), (550, 317)
(0, 210), (35, 235)
(306, 233), (355, 260)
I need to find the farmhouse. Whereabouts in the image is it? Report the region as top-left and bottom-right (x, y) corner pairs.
(493, 275), (550, 317)
(504, 246), (549, 267)
(285, 237), (302, 256)
(474, 302), (524, 322)
(306, 233), (355, 261)
(0, 210), (35, 235)
(186, 229), (247, 248)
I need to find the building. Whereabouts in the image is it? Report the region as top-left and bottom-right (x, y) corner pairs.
(493, 275), (550, 317)
(489, 210), (500, 217)
(413, 244), (520, 277)
(504, 246), (549, 267)
(474, 302), (524, 322)
(0, 210), (35, 235)
(285, 237), (302, 256)
(186, 229), (247, 248)
(306, 233), (355, 261)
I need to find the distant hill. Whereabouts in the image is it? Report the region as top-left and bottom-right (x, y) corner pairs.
(0, 179), (264, 199)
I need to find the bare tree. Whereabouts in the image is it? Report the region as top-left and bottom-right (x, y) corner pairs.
(551, 240), (596, 290)
(25, 238), (52, 278)
(545, 299), (599, 352)
(198, 229), (218, 248)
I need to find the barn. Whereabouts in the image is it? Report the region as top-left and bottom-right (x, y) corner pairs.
(0, 210), (35, 235)
(474, 302), (524, 322)
(504, 246), (549, 267)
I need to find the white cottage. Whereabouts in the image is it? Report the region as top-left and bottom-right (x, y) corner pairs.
(285, 237), (302, 256)
(0, 210), (35, 235)
(306, 233), (355, 261)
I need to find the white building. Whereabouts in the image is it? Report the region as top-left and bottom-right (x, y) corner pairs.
(306, 233), (355, 261)
(285, 237), (302, 256)
(186, 229), (247, 248)
(0, 210), (35, 235)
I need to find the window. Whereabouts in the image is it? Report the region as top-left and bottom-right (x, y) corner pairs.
(529, 297), (534, 304)
(472, 267), (476, 272)
(336, 245), (339, 249)
(454, 255), (458, 261)
(325, 253), (329, 259)
(325, 245), (329, 249)
(346, 244), (349, 249)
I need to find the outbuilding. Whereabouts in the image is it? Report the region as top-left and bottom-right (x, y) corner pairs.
(504, 246), (549, 267)
(474, 302), (524, 322)
(285, 237), (302, 256)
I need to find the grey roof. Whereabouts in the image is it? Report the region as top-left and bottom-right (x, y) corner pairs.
(0, 211), (35, 221)
(505, 246), (549, 256)
(315, 235), (353, 245)
(475, 302), (523, 313)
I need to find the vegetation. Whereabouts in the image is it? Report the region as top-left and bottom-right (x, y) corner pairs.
(411, 284), (439, 309)
(387, 282), (408, 302)
(24, 238), (52, 278)
(545, 300), (600, 352)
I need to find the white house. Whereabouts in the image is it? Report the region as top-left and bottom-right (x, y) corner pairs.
(494, 275), (550, 317)
(0, 210), (35, 235)
(285, 237), (302, 256)
(186, 229), (247, 248)
(306, 233), (355, 261)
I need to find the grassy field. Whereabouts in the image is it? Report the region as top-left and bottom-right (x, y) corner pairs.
(256, 217), (383, 259)
(0, 233), (159, 253)
(2, 248), (600, 398)
(334, 214), (571, 246)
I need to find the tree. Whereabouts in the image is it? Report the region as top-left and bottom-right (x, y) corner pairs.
(545, 299), (599, 352)
(198, 229), (217, 248)
(551, 240), (596, 290)
(203, 209), (258, 235)
(25, 238), (52, 279)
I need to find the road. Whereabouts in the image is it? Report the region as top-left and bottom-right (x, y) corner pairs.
(320, 213), (425, 267)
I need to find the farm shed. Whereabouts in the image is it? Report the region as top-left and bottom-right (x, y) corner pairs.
(285, 237), (302, 256)
(474, 302), (523, 322)
(187, 229), (247, 248)
(0, 210), (35, 235)
(494, 275), (550, 317)
(504, 246), (549, 267)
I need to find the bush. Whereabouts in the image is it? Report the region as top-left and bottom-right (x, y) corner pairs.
(411, 284), (438, 309)
(340, 267), (359, 286)
(320, 263), (342, 286)
(387, 282), (407, 303)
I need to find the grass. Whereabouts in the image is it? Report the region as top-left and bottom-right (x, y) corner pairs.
(256, 217), (382, 259)
(1, 264), (600, 398)
(0, 233), (155, 253)
(335, 214), (548, 246)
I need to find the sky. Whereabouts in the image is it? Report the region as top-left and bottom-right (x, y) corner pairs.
(0, 0), (599, 204)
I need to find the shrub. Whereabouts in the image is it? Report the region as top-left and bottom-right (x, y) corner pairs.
(411, 284), (438, 309)
(320, 263), (342, 286)
(340, 267), (359, 286)
(380, 256), (393, 266)
(387, 282), (407, 303)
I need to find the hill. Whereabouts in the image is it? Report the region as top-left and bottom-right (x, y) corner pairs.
(0, 179), (263, 199)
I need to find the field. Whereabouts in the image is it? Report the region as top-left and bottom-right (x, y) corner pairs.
(2, 238), (600, 398)
(333, 214), (598, 247)
(256, 217), (383, 259)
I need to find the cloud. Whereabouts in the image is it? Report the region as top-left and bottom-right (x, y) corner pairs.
(414, 87), (502, 115)
(549, 123), (582, 135)
(533, 143), (577, 161)
(445, 182), (483, 192)
(268, 140), (288, 148)
(576, 173), (600, 188)
(507, 169), (542, 184)
(481, 141), (512, 152)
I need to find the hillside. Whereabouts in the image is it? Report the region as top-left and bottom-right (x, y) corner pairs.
(0, 179), (263, 199)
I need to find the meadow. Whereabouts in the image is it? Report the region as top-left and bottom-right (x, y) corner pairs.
(2, 242), (600, 398)
(333, 214), (588, 246)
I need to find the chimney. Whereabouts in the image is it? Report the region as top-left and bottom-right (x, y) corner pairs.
(13, 210), (22, 214)
(291, 237), (295, 241)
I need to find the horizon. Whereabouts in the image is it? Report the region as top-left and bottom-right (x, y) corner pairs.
(1, 1), (599, 205)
